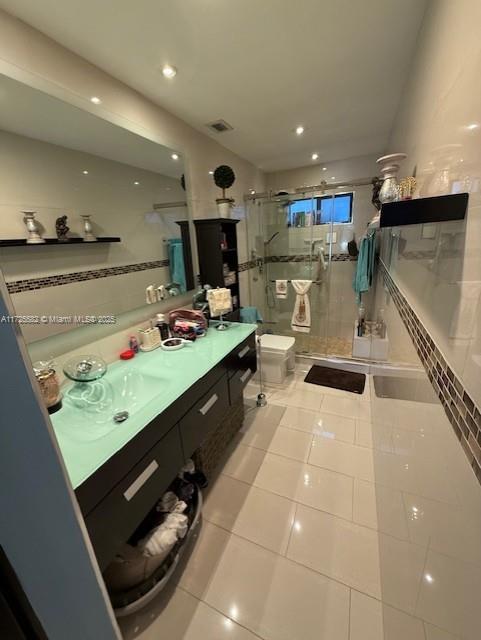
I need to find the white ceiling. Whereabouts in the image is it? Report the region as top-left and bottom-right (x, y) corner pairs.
(0, 0), (427, 172)
(0, 74), (183, 178)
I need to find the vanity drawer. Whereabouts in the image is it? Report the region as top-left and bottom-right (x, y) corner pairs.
(229, 364), (254, 404)
(85, 424), (183, 571)
(226, 333), (257, 379)
(179, 374), (230, 457)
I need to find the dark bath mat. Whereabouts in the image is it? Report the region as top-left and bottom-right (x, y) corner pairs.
(304, 365), (366, 394)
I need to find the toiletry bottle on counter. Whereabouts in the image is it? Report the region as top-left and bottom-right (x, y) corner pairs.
(155, 313), (170, 340)
(357, 304), (365, 337)
(129, 335), (139, 353)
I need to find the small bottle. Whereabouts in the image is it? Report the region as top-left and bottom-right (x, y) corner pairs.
(357, 304), (365, 337)
(129, 335), (139, 353)
(155, 313), (170, 340)
(376, 308), (386, 339)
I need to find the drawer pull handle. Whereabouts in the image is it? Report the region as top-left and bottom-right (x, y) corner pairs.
(199, 393), (218, 416)
(240, 368), (252, 383)
(238, 346), (250, 359)
(123, 460), (159, 501)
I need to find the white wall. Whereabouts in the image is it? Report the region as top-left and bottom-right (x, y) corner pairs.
(387, 0), (481, 408)
(265, 153), (379, 192)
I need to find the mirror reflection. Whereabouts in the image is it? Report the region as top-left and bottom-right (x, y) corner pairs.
(0, 74), (194, 344)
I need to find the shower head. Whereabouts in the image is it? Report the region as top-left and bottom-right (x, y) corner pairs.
(264, 232), (280, 245)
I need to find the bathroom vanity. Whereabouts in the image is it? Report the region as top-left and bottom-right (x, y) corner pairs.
(50, 323), (257, 570)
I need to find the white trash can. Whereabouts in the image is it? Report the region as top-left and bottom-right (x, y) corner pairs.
(259, 334), (296, 384)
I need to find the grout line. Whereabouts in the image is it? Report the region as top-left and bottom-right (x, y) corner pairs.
(348, 587), (352, 640)
(283, 502), (298, 558)
(413, 543), (430, 616)
(195, 520), (423, 621)
(175, 584), (266, 640)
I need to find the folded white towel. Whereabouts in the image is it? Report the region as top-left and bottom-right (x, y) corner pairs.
(140, 526), (178, 557)
(276, 280), (288, 299)
(291, 280), (312, 333)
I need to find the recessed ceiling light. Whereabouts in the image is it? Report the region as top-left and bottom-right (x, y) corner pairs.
(311, 153), (319, 160)
(322, 167), (327, 171)
(295, 125), (304, 135)
(425, 573), (434, 584)
(466, 123), (479, 130)
(134, 181), (140, 185)
(331, 176), (336, 180)
(90, 96), (101, 105)
(82, 170), (89, 175)
(162, 64), (177, 79)
(208, 170), (214, 175)
(171, 153), (179, 160)
(250, 189), (256, 195)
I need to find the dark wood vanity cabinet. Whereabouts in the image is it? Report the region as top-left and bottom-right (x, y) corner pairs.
(76, 332), (256, 571)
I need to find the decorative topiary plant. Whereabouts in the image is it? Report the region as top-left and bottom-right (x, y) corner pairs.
(213, 165), (236, 202)
(180, 174), (186, 191)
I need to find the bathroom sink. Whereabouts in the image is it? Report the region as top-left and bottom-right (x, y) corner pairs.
(56, 364), (169, 443)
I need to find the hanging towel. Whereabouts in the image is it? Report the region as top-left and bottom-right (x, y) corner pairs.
(240, 306), (263, 324)
(353, 231), (376, 303)
(168, 238), (187, 293)
(276, 280), (288, 299)
(291, 280), (312, 333)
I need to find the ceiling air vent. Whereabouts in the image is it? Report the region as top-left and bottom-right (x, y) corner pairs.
(206, 119), (233, 133)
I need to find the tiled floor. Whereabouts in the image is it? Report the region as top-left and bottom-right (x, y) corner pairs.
(120, 364), (481, 640)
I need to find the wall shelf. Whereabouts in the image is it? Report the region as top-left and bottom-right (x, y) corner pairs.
(0, 237), (121, 247)
(380, 193), (468, 228)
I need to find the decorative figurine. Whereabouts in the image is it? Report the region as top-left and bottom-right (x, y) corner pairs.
(22, 210), (45, 244)
(55, 215), (70, 242)
(81, 214), (97, 242)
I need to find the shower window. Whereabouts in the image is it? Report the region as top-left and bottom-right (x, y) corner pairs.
(287, 192), (353, 227)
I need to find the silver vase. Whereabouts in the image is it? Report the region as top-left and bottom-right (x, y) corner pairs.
(376, 153), (407, 204)
(22, 210), (45, 244)
(81, 215), (97, 242)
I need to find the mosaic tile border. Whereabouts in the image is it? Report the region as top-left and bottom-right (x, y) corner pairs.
(379, 260), (481, 485)
(267, 253), (357, 263)
(7, 259), (170, 294)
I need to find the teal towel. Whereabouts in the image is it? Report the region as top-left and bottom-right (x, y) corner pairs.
(240, 306), (263, 324)
(168, 239), (187, 293)
(353, 232), (376, 303)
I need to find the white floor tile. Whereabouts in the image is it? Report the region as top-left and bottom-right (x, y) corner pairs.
(309, 437), (375, 482)
(119, 587), (258, 640)
(243, 403), (286, 429)
(267, 426), (313, 462)
(254, 451), (353, 519)
(372, 451), (459, 504)
(353, 479), (409, 539)
(349, 590), (425, 640)
(355, 420), (394, 452)
(287, 505), (425, 612)
(321, 395), (371, 420)
(204, 475), (296, 554)
(403, 493), (481, 566)
(280, 406), (356, 442)
(220, 443), (267, 484)
(423, 622), (460, 639)
(239, 417), (279, 450)
(270, 386), (323, 411)
(416, 549), (481, 640)
(182, 523), (350, 640)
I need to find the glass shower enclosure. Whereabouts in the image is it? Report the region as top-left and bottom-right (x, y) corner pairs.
(246, 183), (380, 362)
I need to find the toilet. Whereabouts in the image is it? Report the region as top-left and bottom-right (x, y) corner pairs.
(258, 334), (296, 384)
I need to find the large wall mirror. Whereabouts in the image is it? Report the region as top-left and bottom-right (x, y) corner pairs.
(0, 74), (195, 346)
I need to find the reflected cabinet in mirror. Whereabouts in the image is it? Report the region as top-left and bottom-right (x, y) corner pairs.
(0, 74), (195, 345)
